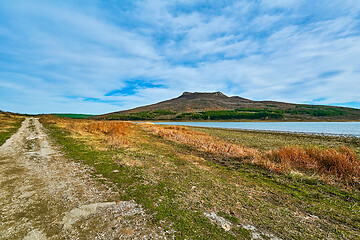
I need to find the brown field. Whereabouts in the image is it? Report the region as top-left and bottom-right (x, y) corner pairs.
(45, 116), (134, 148)
(0, 112), (24, 146)
(144, 124), (258, 159)
(38, 115), (360, 239)
(43, 116), (360, 184)
(0, 112), (23, 132)
(145, 124), (360, 185)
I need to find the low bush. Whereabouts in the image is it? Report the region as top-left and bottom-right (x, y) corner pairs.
(45, 116), (133, 148)
(269, 146), (360, 182)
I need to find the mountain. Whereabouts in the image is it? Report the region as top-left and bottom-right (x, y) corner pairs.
(98, 92), (293, 115)
(93, 92), (360, 121)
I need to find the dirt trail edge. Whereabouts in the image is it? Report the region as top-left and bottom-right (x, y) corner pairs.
(0, 118), (168, 240)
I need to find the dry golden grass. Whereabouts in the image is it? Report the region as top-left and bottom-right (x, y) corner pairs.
(0, 112), (23, 132)
(144, 124), (360, 184)
(267, 146), (360, 182)
(144, 124), (258, 159)
(42, 117), (360, 184)
(0, 112), (24, 146)
(44, 116), (134, 148)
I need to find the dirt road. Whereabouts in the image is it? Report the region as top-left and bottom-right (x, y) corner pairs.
(0, 118), (167, 239)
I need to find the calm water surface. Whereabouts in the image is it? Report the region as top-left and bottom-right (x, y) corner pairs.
(154, 122), (360, 137)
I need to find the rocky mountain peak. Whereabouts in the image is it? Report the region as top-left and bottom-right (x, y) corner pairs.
(179, 91), (228, 99)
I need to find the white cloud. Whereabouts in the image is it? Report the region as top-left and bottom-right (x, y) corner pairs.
(261, 0), (303, 9)
(1, 0), (360, 114)
(251, 14), (283, 30)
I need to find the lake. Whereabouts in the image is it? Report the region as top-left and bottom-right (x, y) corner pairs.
(154, 122), (360, 137)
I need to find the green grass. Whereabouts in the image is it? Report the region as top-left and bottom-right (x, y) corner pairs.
(42, 118), (360, 239)
(103, 110), (176, 120)
(176, 109), (284, 120)
(286, 105), (346, 117)
(97, 103), (360, 121)
(42, 121), (236, 239)
(52, 114), (95, 119)
(103, 109), (284, 121)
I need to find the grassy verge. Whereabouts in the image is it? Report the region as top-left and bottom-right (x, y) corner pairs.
(41, 117), (360, 239)
(0, 113), (24, 146)
(147, 125), (360, 185)
(189, 126), (360, 156)
(41, 119), (236, 239)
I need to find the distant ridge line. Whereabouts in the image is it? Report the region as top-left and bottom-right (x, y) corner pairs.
(92, 92), (360, 121)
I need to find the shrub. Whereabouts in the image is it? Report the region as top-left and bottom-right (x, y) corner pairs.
(47, 117), (133, 148)
(270, 146), (360, 182)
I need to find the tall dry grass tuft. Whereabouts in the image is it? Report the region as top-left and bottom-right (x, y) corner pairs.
(145, 124), (360, 184)
(0, 112), (23, 132)
(75, 121), (132, 136)
(269, 146), (317, 171)
(46, 116), (133, 148)
(145, 124), (258, 159)
(70, 120), (133, 147)
(269, 146), (360, 182)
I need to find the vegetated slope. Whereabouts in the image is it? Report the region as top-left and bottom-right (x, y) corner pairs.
(52, 113), (95, 119)
(116, 92), (254, 113)
(93, 92), (360, 121)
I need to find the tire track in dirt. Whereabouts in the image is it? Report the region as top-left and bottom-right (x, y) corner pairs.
(0, 118), (168, 239)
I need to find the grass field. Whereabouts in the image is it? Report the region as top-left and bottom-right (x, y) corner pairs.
(40, 116), (360, 239)
(0, 112), (24, 146)
(190, 127), (360, 156)
(52, 113), (94, 119)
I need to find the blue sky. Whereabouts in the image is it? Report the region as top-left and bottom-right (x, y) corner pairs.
(0, 0), (360, 114)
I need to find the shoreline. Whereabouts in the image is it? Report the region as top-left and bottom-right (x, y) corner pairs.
(130, 119), (360, 123)
(136, 121), (360, 138)
(189, 125), (360, 140)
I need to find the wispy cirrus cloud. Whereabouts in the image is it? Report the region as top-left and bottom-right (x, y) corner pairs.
(0, 0), (359, 114)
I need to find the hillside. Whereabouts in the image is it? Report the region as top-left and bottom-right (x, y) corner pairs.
(52, 113), (94, 119)
(93, 92), (360, 121)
